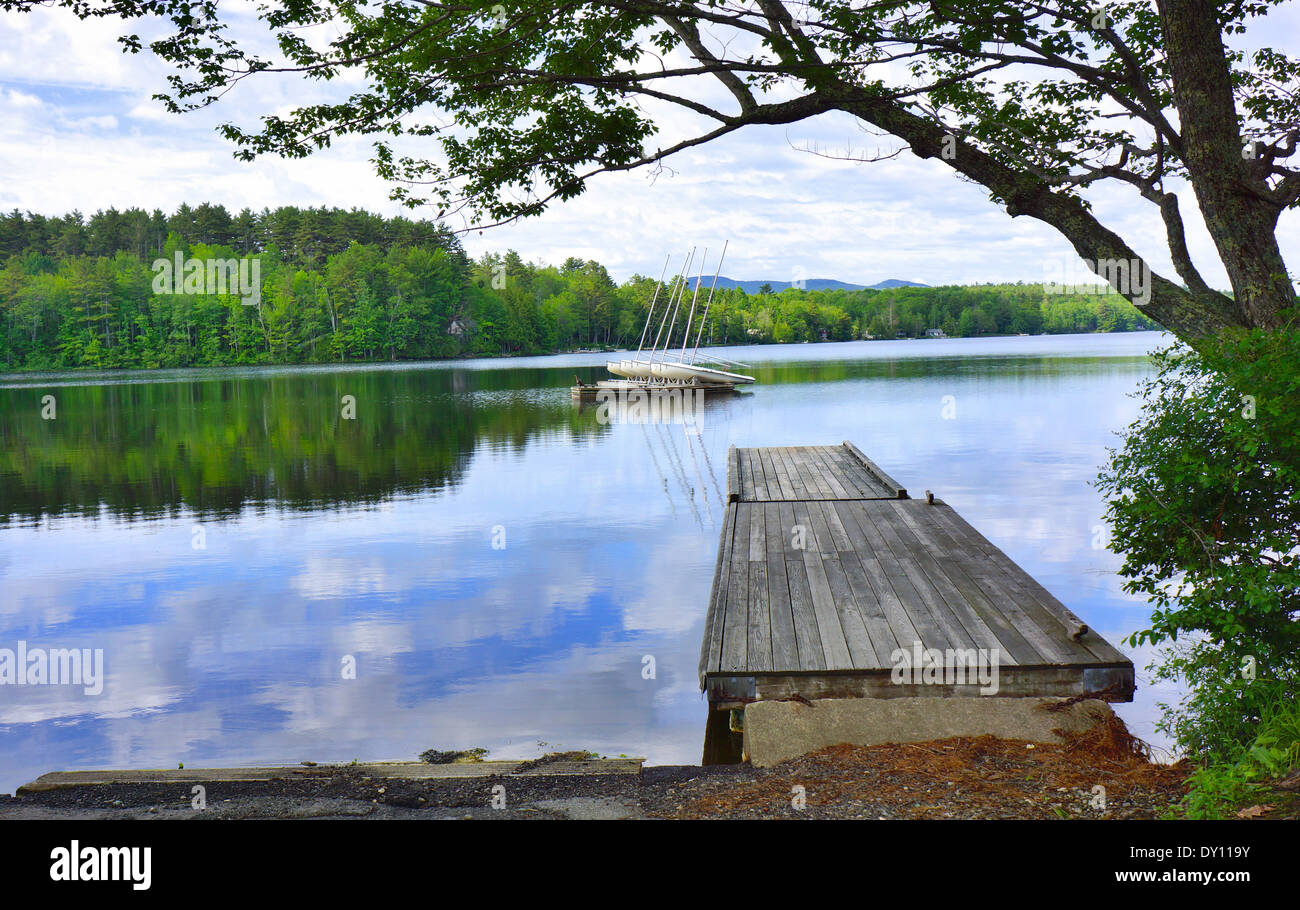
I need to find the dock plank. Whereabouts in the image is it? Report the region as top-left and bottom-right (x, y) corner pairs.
(931, 505), (1127, 664)
(820, 547), (880, 667)
(765, 502), (801, 670)
(726, 446), (739, 502)
(776, 447), (810, 500)
(825, 446), (871, 498)
(923, 503), (1094, 665)
(792, 500), (854, 669)
(718, 502), (751, 673)
(838, 500), (954, 653)
(699, 500), (738, 683)
(888, 500), (1040, 665)
(871, 501), (1011, 658)
(830, 500), (921, 647)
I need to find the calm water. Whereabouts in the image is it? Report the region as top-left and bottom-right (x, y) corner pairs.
(0, 332), (1181, 792)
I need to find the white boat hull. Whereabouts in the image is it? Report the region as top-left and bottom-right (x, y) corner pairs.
(649, 361), (755, 385)
(606, 359), (655, 380)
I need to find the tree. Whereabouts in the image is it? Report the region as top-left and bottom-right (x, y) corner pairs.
(8, 0), (1296, 344)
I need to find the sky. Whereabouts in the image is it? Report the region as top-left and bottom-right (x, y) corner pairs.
(1, 4), (1298, 287)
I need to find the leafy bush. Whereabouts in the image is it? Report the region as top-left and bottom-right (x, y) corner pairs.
(1098, 327), (1300, 763)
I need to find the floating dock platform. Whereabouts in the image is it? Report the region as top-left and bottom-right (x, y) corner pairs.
(700, 442), (1134, 761)
(571, 380), (740, 401)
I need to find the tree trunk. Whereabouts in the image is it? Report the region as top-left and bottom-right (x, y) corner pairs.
(1158, 0), (1294, 331)
(831, 87), (1250, 342)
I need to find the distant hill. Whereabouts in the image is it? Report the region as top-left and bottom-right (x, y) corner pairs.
(712, 276), (928, 293)
(869, 278), (929, 289)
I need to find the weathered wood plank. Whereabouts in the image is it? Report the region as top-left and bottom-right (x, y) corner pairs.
(719, 503), (750, 673)
(765, 502), (801, 670)
(873, 500), (1013, 659)
(817, 493), (855, 552)
(737, 667), (1132, 702)
(726, 445), (739, 502)
(851, 502), (955, 652)
(812, 447), (845, 499)
(887, 500), (1039, 665)
(820, 549), (880, 668)
(776, 446), (810, 500)
(801, 496), (837, 558)
(924, 502), (1090, 664)
(823, 446), (873, 498)
(784, 447), (817, 499)
(700, 500), (739, 683)
(835, 545), (904, 667)
(934, 506), (1128, 664)
(748, 560), (773, 672)
(831, 500), (926, 651)
(808, 447), (852, 499)
(785, 556), (827, 672)
(767, 447), (798, 502)
(732, 445), (902, 501)
(748, 495), (767, 563)
(761, 448), (780, 501)
(797, 448), (835, 499)
(757, 449), (773, 501)
(793, 500), (854, 669)
(843, 440), (908, 498)
(775, 498), (825, 669)
(823, 500), (902, 666)
(868, 503), (992, 655)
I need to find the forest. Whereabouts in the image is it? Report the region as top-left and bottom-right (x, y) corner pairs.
(0, 204), (1158, 371)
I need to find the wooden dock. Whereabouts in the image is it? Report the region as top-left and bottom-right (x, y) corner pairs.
(700, 443), (1134, 709)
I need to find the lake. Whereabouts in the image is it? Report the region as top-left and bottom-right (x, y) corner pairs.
(0, 331), (1181, 793)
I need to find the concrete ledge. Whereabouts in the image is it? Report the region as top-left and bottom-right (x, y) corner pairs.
(17, 759), (644, 794)
(742, 696), (1115, 768)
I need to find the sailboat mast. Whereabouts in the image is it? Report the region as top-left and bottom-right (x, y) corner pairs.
(642, 248), (686, 366)
(654, 247), (695, 365)
(691, 239), (728, 361)
(634, 254), (671, 359)
(679, 249), (709, 359)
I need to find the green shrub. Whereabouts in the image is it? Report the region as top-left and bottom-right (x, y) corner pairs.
(1175, 681), (1300, 819)
(1098, 326), (1300, 765)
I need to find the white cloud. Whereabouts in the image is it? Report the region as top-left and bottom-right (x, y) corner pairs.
(0, 6), (1297, 290)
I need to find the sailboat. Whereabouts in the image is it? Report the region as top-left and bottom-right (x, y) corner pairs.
(605, 243), (755, 388)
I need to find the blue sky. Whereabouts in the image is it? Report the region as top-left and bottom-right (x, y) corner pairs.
(1, 5), (1298, 288)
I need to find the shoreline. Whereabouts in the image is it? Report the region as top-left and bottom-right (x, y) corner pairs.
(0, 328), (1162, 379)
(1, 725), (1201, 820)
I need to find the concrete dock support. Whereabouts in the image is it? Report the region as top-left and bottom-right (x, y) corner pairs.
(741, 696), (1117, 768)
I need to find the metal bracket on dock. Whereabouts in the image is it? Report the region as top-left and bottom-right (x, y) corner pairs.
(1082, 666), (1136, 700)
